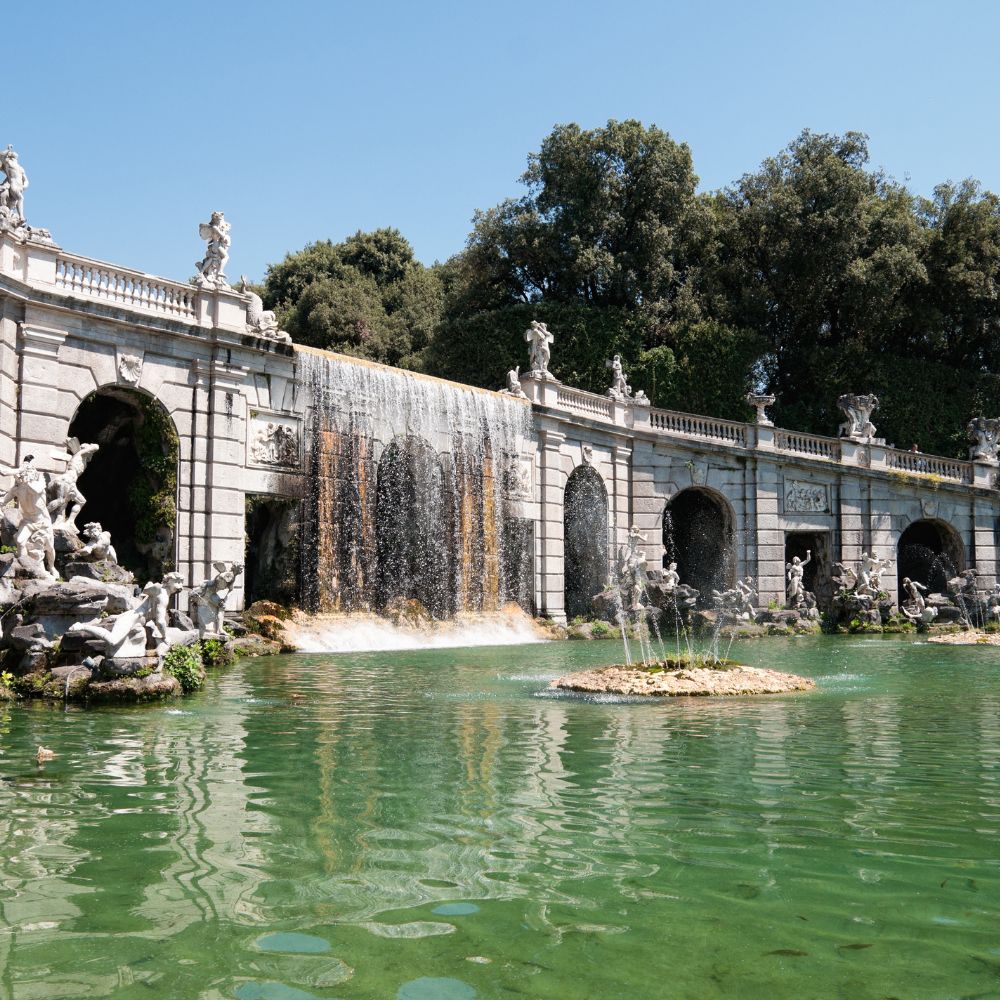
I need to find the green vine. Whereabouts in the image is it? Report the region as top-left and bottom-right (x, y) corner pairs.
(127, 396), (179, 561)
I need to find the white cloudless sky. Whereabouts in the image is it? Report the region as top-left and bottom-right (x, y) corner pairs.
(7, 0), (999, 281)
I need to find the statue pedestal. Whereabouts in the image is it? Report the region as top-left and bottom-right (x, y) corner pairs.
(973, 461), (997, 489)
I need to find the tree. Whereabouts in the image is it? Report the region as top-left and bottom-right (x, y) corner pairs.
(707, 130), (927, 429)
(432, 120), (759, 414)
(261, 229), (443, 367)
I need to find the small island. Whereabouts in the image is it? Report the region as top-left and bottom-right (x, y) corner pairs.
(551, 659), (815, 698)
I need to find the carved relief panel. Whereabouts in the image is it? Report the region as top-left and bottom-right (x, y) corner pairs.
(248, 411), (300, 468)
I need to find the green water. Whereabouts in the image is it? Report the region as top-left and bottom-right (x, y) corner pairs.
(2, 637), (1000, 999)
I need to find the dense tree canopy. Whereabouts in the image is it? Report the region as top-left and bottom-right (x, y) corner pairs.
(261, 228), (443, 369)
(262, 121), (1000, 457)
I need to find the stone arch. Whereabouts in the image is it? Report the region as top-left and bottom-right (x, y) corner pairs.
(68, 385), (180, 582)
(374, 434), (453, 618)
(663, 487), (735, 601)
(897, 518), (965, 595)
(563, 464), (610, 619)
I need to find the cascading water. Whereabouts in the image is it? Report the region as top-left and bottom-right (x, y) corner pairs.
(294, 348), (535, 648)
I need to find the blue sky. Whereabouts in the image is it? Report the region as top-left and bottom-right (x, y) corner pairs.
(7, 0), (1000, 282)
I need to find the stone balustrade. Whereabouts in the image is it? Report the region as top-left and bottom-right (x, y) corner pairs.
(554, 384), (615, 420)
(649, 407), (748, 446)
(885, 446), (973, 484)
(772, 429), (841, 462)
(530, 376), (986, 486)
(55, 253), (198, 320)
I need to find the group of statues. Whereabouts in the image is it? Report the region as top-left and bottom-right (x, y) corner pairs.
(0, 442), (242, 668)
(0, 439), (100, 581)
(501, 323), (646, 405)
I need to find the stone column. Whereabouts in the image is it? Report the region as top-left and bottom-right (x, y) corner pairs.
(0, 296), (20, 470)
(868, 481), (897, 607)
(973, 496), (998, 589)
(754, 457), (784, 608)
(190, 355), (250, 611)
(630, 438), (662, 571)
(839, 475), (866, 578)
(535, 426), (567, 622)
(15, 322), (70, 470)
(610, 443), (633, 568)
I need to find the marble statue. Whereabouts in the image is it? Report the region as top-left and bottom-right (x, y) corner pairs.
(785, 551), (811, 608)
(68, 571), (184, 659)
(857, 551), (891, 597)
(662, 561), (680, 593)
(746, 393), (776, 426)
(194, 211), (231, 287)
(713, 576), (757, 619)
(0, 145), (28, 227)
(46, 438), (99, 531)
(901, 577), (927, 615)
(238, 276), (292, 343)
(900, 577), (938, 625)
(606, 355), (633, 399)
(967, 416), (1000, 464)
(837, 393), (879, 440)
(80, 522), (117, 564)
(616, 526), (649, 612)
(191, 561), (243, 638)
(502, 366), (528, 398)
(736, 576), (757, 618)
(1, 456), (56, 579)
(525, 320), (553, 375)
(143, 572), (186, 654)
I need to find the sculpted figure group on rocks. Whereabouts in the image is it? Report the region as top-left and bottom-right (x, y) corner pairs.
(0, 442), (243, 694)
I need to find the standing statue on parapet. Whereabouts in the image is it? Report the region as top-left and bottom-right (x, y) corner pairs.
(0, 146), (28, 227)
(194, 211), (232, 287)
(837, 393), (879, 440)
(1, 456), (57, 579)
(967, 416), (1000, 463)
(606, 355), (633, 399)
(525, 320), (553, 375)
(502, 366), (527, 398)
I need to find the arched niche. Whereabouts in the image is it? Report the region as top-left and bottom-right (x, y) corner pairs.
(663, 487), (735, 601)
(68, 386), (179, 582)
(897, 518), (965, 594)
(563, 465), (609, 619)
(374, 435), (452, 618)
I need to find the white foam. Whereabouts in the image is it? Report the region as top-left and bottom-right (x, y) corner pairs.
(285, 610), (548, 654)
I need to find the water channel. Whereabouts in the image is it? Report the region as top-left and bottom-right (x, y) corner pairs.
(2, 636), (999, 998)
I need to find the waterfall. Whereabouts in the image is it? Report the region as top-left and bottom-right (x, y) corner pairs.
(296, 348), (533, 620)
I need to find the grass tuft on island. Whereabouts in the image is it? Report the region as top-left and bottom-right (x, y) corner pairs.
(552, 656), (815, 698)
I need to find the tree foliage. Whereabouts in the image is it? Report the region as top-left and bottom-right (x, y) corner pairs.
(261, 228), (443, 368)
(263, 122), (1000, 458)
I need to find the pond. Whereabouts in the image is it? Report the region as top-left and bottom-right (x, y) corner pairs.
(2, 636), (999, 998)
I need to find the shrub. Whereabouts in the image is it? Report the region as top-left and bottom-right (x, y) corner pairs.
(591, 620), (614, 639)
(163, 644), (205, 693)
(200, 637), (235, 669)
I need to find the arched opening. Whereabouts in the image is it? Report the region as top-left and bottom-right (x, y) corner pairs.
(68, 387), (179, 582)
(663, 487), (734, 602)
(563, 465), (609, 619)
(897, 519), (965, 595)
(245, 496), (300, 607)
(375, 436), (452, 618)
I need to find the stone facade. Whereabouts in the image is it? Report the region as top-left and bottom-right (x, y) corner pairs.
(2, 226), (997, 622)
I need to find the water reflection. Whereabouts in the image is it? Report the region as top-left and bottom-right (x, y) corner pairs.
(1, 638), (1000, 997)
